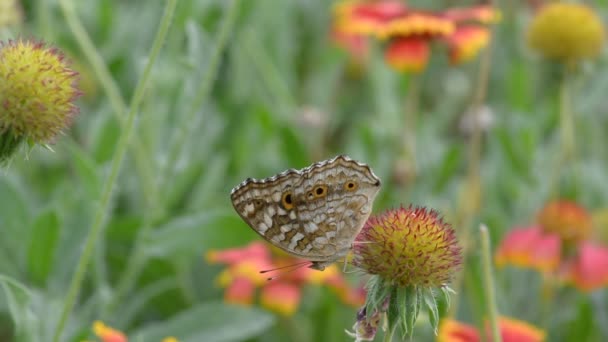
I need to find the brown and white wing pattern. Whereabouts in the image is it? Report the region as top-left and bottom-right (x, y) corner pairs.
(230, 155), (381, 269)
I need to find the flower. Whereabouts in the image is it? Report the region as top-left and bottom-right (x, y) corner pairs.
(438, 317), (546, 342)
(332, 2), (499, 73)
(527, 3), (605, 62)
(85, 321), (178, 342)
(537, 200), (591, 245)
(495, 200), (608, 292)
(444, 26), (491, 64)
(384, 37), (430, 73)
(91, 321), (127, 342)
(206, 241), (364, 316)
(0, 39), (81, 162)
(0, 0), (23, 27)
(354, 206), (462, 287)
(350, 206), (462, 339)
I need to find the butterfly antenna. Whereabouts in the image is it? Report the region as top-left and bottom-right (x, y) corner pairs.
(260, 261), (312, 281)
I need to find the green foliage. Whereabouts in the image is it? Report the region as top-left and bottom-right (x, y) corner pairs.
(1, 0), (608, 341)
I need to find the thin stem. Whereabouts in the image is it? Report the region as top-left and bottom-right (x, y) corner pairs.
(480, 224), (502, 342)
(399, 74), (420, 183)
(161, 0), (239, 191)
(51, 1), (178, 341)
(559, 68), (575, 163)
(450, 10), (495, 316)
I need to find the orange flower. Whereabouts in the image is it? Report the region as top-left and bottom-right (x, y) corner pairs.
(562, 242), (608, 291)
(444, 26), (491, 64)
(442, 5), (501, 24)
(438, 317), (546, 342)
(206, 241), (362, 316)
(384, 37), (430, 73)
(331, 1), (500, 73)
(496, 200), (608, 292)
(86, 321), (178, 342)
(537, 200), (592, 244)
(260, 282), (300, 316)
(495, 226), (561, 273)
(92, 321), (127, 342)
(334, 0), (409, 37)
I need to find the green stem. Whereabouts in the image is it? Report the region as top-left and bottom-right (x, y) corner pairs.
(161, 0), (239, 192)
(240, 32), (297, 113)
(383, 321), (397, 342)
(58, 0), (160, 214)
(559, 68), (575, 164)
(51, 1), (178, 341)
(479, 224), (502, 342)
(400, 74), (420, 183)
(449, 8), (495, 316)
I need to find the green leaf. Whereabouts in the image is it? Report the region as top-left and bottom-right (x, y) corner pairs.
(424, 290), (440, 335)
(386, 287), (400, 337)
(26, 210), (61, 287)
(402, 286), (420, 339)
(143, 211), (250, 259)
(64, 141), (101, 198)
(441, 286), (455, 310)
(364, 276), (390, 319)
(0, 275), (36, 342)
(132, 302), (275, 342)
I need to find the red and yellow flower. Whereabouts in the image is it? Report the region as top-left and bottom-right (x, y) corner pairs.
(206, 241), (364, 316)
(84, 321), (177, 342)
(438, 317), (546, 342)
(495, 200), (608, 292)
(332, 1), (500, 73)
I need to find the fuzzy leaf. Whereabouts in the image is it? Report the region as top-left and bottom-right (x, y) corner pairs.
(387, 287), (401, 336)
(441, 286), (455, 309)
(365, 276), (390, 319)
(424, 290), (440, 335)
(402, 286), (420, 339)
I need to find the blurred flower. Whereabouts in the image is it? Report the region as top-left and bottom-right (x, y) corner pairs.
(438, 317), (546, 342)
(527, 3), (605, 63)
(384, 37), (429, 73)
(458, 105), (495, 137)
(349, 206), (462, 339)
(537, 200), (592, 245)
(496, 200), (608, 292)
(0, 0), (23, 27)
(0, 39), (81, 162)
(206, 241), (364, 316)
(444, 26), (491, 64)
(85, 321), (178, 342)
(331, 24), (369, 68)
(91, 321), (127, 342)
(332, 2), (499, 73)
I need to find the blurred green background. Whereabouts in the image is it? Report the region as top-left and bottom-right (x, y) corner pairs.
(1, 0), (608, 341)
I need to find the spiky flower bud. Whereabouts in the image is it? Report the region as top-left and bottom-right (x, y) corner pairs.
(349, 206), (462, 340)
(0, 39), (81, 162)
(354, 206), (462, 287)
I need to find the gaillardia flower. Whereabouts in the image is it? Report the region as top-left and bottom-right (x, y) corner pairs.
(496, 200), (608, 292)
(349, 206), (462, 339)
(85, 321), (178, 342)
(438, 317), (546, 342)
(206, 241), (364, 316)
(527, 3), (605, 63)
(332, 2), (499, 73)
(0, 39), (81, 162)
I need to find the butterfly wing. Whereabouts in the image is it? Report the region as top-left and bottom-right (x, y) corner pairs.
(230, 155), (381, 263)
